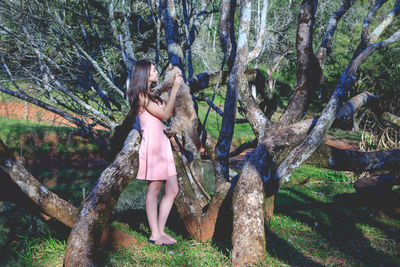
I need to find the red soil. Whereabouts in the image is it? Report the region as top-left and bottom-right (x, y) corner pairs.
(0, 100), (107, 130)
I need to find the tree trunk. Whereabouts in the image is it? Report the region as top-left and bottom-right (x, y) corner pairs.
(232, 150), (266, 265)
(0, 138), (136, 249)
(64, 130), (141, 267)
(173, 133), (231, 242)
(0, 139), (78, 228)
(264, 194), (275, 224)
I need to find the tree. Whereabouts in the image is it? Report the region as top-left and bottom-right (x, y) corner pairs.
(1, 0), (400, 266)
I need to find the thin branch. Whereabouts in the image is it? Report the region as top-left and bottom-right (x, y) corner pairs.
(316, 0), (355, 66)
(229, 139), (257, 157)
(248, 0), (269, 62)
(195, 94), (248, 123)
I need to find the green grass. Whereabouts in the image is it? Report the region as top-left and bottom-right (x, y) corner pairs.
(13, 236), (66, 267)
(16, 164), (400, 266)
(0, 116), (100, 158)
(197, 87), (255, 145)
(18, 224), (229, 266)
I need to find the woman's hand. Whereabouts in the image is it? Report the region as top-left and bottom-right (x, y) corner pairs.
(141, 73), (183, 120)
(172, 74), (184, 92)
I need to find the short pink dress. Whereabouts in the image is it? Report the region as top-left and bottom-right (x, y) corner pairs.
(136, 104), (177, 180)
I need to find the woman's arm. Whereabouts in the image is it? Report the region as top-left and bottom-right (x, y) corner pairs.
(139, 75), (183, 120)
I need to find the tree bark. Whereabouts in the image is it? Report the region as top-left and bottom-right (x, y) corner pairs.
(0, 139), (78, 228)
(230, 0), (268, 265)
(382, 112), (400, 127)
(277, 0), (318, 127)
(174, 153), (230, 241)
(332, 91), (379, 129)
(64, 130), (141, 267)
(308, 144), (400, 172)
(0, 138), (135, 250)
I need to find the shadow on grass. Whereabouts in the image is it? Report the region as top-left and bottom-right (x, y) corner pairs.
(274, 185), (400, 265)
(265, 230), (324, 267)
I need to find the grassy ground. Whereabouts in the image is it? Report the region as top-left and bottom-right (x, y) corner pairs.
(196, 87), (255, 145)
(0, 116), (101, 159)
(2, 99), (399, 266)
(16, 164), (400, 266)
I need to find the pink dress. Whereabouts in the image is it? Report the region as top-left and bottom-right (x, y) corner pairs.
(136, 105), (177, 180)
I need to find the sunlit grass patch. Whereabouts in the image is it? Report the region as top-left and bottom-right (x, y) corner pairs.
(108, 222), (229, 266)
(196, 87), (255, 146)
(14, 236), (65, 267)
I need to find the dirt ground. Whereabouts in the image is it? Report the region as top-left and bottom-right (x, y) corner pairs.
(0, 100), (107, 130)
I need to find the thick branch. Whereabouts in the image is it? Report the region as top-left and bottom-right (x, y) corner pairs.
(316, 0), (354, 66)
(382, 112), (400, 127)
(370, 0), (400, 43)
(162, 0), (185, 71)
(309, 144), (400, 172)
(274, 29), (400, 186)
(332, 91), (379, 128)
(248, 0), (269, 62)
(121, 0), (136, 70)
(64, 130), (141, 267)
(277, 0), (318, 127)
(0, 139), (78, 228)
(353, 0), (388, 59)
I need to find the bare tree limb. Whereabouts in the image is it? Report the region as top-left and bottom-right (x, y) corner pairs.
(274, 28), (400, 187)
(231, 0), (266, 265)
(277, 0), (318, 127)
(333, 91), (379, 128)
(353, 0), (388, 59)
(308, 143), (400, 172)
(162, 0), (185, 71)
(382, 112), (400, 127)
(370, 0), (400, 43)
(316, 0), (355, 66)
(0, 139), (78, 228)
(64, 130), (141, 267)
(248, 0), (269, 62)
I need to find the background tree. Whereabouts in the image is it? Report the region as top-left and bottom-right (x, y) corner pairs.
(1, 0), (400, 266)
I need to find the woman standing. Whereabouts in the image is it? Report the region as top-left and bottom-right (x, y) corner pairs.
(128, 59), (183, 245)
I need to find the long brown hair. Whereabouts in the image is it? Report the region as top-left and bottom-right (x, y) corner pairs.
(127, 59), (161, 115)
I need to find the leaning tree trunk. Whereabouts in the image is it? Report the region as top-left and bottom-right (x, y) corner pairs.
(64, 130), (141, 267)
(0, 139), (78, 227)
(172, 132), (231, 242)
(0, 138), (137, 248)
(160, 0), (231, 242)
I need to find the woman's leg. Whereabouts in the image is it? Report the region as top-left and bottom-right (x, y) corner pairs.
(146, 180), (170, 244)
(158, 175), (179, 242)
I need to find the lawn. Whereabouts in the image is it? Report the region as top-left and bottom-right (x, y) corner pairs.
(1, 102), (399, 266)
(15, 164), (400, 266)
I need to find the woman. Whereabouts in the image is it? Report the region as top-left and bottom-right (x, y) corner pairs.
(128, 59), (183, 246)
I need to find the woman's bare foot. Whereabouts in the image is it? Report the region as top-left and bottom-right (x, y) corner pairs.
(149, 234), (174, 245)
(161, 232), (177, 243)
